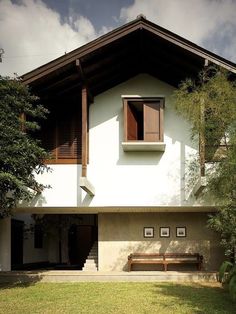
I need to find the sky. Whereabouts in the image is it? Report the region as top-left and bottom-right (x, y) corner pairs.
(0, 0), (236, 77)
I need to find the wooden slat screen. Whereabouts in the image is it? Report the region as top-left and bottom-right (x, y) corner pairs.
(39, 103), (82, 164)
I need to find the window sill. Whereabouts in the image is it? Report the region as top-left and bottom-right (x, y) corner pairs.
(122, 141), (165, 152)
(44, 159), (82, 165)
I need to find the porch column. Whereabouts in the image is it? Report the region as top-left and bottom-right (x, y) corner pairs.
(0, 217), (11, 271)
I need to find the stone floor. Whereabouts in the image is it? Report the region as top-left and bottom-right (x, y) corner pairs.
(0, 270), (218, 283)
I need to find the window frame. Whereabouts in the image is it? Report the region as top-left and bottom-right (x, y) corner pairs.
(123, 97), (165, 143)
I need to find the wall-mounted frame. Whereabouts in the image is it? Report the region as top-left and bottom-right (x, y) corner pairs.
(160, 227), (170, 238)
(176, 227), (186, 237)
(143, 227), (154, 238)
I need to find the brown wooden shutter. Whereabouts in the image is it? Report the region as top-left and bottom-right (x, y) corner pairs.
(57, 114), (81, 160)
(126, 103), (138, 140)
(39, 120), (56, 158)
(143, 102), (161, 141)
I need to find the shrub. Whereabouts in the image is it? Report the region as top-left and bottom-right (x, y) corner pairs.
(229, 274), (236, 302)
(218, 260), (233, 283)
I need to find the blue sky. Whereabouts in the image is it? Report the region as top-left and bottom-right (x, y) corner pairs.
(0, 0), (236, 76)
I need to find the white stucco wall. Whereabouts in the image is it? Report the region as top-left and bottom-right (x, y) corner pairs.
(26, 74), (201, 209)
(87, 74), (197, 207)
(29, 165), (83, 208)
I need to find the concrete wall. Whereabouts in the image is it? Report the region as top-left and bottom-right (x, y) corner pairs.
(13, 214), (49, 264)
(0, 218), (11, 271)
(98, 212), (225, 271)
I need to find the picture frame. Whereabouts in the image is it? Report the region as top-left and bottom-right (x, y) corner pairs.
(176, 227), (186, 237)
(160, 227), (170, 238)
(143, 227), (154, 238)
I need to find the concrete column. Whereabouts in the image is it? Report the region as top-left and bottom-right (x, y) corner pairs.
(0, 217), (11, 271)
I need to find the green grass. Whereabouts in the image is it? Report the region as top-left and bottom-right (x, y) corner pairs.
(0, 282), (235, 314)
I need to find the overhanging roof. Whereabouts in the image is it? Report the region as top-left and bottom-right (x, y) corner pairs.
(22, 15), (236, 98)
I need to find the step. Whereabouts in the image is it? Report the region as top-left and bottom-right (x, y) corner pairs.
(84, 260), (97, 264)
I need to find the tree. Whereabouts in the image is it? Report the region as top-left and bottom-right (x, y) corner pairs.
(174, 66), (236, 257)
(0, 76), (49, 218)
(32, 214), (83, 265)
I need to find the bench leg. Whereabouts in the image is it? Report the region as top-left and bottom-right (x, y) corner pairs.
(164, 263), (167, 271)
(128, 262), (131, 272)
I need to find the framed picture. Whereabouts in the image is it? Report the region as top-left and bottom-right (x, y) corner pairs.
(143, 227), (154, 238)
(176, 227), (186, 237)
(160, 227), (170, 238)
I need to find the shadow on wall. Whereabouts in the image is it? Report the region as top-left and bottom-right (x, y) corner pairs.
(111, 241), (156, 271)
(26, 192), (48, 207)
(116, 111), (165, 166)
(109, 239), (222, 271)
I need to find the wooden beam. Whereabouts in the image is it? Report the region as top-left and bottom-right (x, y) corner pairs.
(82, 87), (88, 177)
(38, 73), (79, 93)
(56, 82), (82, 97)
(76, 59), (94, 103)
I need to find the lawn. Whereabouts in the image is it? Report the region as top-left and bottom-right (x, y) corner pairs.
(0, 282), (235, 314)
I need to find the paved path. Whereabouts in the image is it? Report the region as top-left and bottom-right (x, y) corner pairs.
(0, 270), (217, 283)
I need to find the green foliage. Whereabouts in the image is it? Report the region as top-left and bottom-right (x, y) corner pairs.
(227, 264), (236, 283)
(0, 76), (49, 217)
(174, 66), (236, 141)
(219, 261), (233, 283)
(174, 66), (236, 256)
(229, 274), (236, 302)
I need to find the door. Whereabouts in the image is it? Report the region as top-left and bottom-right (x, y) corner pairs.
(68, 225), (93, 268)
(11, 219), (23, 268)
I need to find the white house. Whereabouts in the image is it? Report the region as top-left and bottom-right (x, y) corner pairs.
(1, 16), (236, 272)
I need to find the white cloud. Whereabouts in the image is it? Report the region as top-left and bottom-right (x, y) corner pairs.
(0, 0), (105, 76)
(120, 0), (236, 62)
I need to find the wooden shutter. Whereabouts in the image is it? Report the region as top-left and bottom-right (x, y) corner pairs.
(124, 101), (139, 140)
(39, 118), (57, 159)
(143, 102), (162, 141)
(57, 114), (81, 160)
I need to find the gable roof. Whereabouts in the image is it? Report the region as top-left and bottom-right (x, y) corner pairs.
(22, 15), (236, 98)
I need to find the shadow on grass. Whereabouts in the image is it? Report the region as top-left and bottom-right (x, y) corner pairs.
(152, 282), (235, 313)
(0, 272), (43, 290)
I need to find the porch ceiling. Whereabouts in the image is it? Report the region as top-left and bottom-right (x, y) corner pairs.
(15, 206), (217, 214)
(21, 16), (236, 101)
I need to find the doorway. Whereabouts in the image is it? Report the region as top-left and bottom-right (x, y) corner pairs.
(11, 219), (24, 269)
(68, 214), (97, 269)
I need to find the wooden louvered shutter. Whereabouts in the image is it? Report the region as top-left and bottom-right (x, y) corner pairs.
(39, 118), (57, 159)
(143, 102), (162, 142)
(57, 114), (81, 160)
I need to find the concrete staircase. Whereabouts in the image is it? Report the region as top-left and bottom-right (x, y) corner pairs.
(82, 241), (98, 271)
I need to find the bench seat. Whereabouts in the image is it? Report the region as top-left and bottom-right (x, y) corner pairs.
(128, 253), (203, 271)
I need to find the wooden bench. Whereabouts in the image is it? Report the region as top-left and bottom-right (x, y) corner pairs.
(128, 253), (203, 271)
